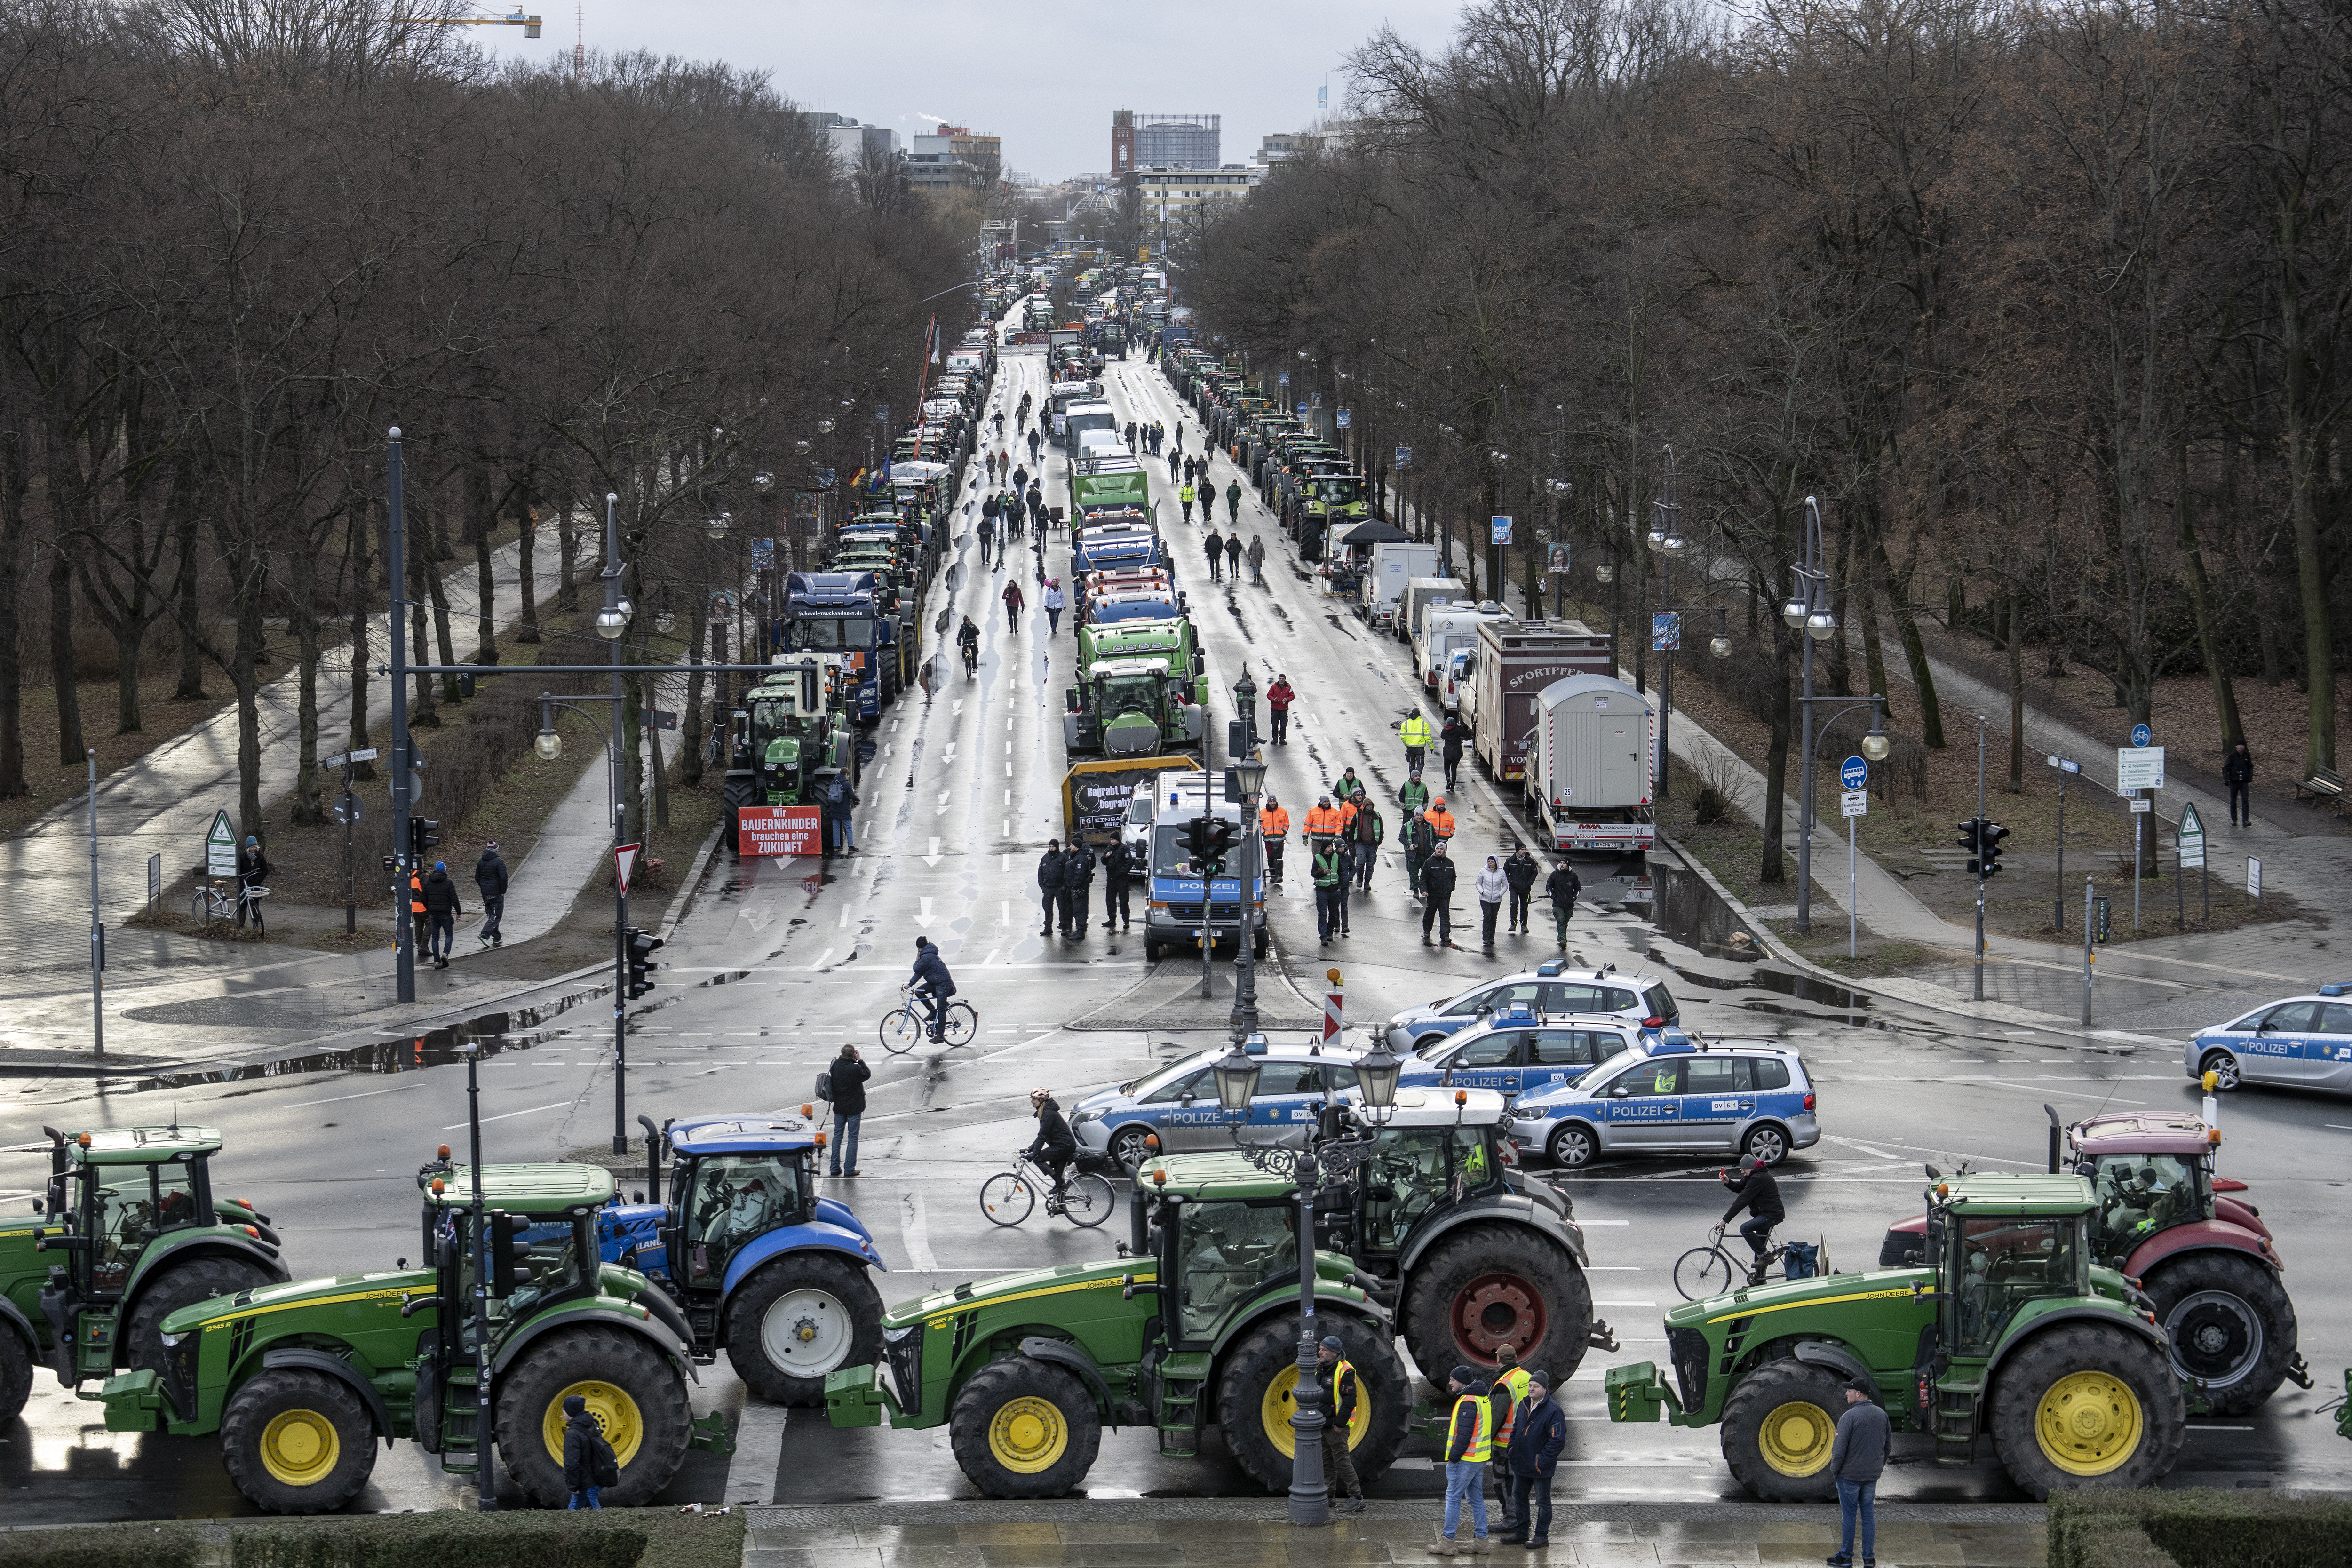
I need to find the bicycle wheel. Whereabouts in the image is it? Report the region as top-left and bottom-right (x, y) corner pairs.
(879, 1007), (923, 1056)
(941, 1001), (978, 1046)
(1674, 1246), (1737, 1301)
(1058, 1173), (1115, 1229)
(192, 891), (212, 926)
(979, 1171), (1034, 1227)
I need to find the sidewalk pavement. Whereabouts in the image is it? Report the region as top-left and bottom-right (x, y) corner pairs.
(745, 1500), (2048, 1567)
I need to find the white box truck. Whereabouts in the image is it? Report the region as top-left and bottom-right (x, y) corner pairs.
(1416, 603), (1505, 687)
(1400, 577), (1466, 647)
(1524, 673), (1657, 856)
(1359, 543), (1440, 631)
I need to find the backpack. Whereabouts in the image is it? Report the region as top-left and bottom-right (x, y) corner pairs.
(591, 1429), (620, 1489)
(815, 1070), (833, 1103)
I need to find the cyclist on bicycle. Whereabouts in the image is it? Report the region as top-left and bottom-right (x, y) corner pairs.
(1719, 1153), (1786, 1284)
(957, 615), (980, 676)
(906, 936), (956, 1043)
(1025, 1087), (1077, 1199)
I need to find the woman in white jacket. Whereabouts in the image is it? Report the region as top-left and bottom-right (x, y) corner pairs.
(1476, 855), (1510, 951)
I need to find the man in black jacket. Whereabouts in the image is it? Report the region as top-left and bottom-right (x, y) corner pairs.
(1102, 839), (1137, 930)
(561, 1392), (618, 1509)
(421, 861), (462, 967)
(826, 1044), (870, 1177)
(236, 835), (270, 932)
(474, 841), (509, 947)
(1721, 1153), (1787, 1282)
(2224, 740), (2254, 826)
(1037, 840), (1067, 937)
(1440, 716), (1469, 793)
(1025, 1087), (1078, 1197)
(1500, 1369), (1566, 1549)
(1544, 860), (1581, 949)
(1062, 841), (1097, 938)
(1421, 843), (1458, 947)
(1502, 844), (1539, 934)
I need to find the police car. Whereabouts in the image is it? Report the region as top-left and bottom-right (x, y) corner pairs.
(1382, 961), (1680, 1056)
(2187, 981), (2352, 1093)
(1071, 1039), (1366, 1170)
(1398, 1002), (1674, 1101)
(1505, 1035), (1818, 1169)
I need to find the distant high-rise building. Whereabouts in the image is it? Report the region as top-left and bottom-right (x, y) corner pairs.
(1128, 113), (1219, 171)
(801, 112), (898, 169)
(1111, 110), (1136, 176)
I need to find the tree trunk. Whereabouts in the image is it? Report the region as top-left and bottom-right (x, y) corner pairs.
(2175, 447), (2242, 750)
(556, 490), (580, 612)
(1761, 616), (1793, 885)
(1874, 527), (1945, 748)
(173, 477), (207, 700)
(681, 600), (708, 788)
(231, 541), (266, 837)
(348, 498), (374, 779)
(291, 540), (325, 826)
(425, 499), (460, 702)
(409, 541), (438, 727)
(620, 669), (644, 844)
(647, 674), (669, 830)
(48, 528), (85, 765)
(2008, 590), (2026, 794)
(515, 489), (540, 644)
(469, 464), (498, 665)
(0, 425), (28, 798)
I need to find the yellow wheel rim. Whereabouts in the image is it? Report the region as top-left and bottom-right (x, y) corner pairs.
(1260, 1363), (1371, 1459)
(540, 1379), (646, 1469)
(2034, 1370), (2143, 1476)
(987, 1395), (1068, 1474)
(258, 1407), (342, 1487)
(1757, 1399), (1836, 1477)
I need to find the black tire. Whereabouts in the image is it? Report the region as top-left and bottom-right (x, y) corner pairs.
(1549, 1120), (1599, 1170)
(1741, 1123), (1793, 1167)
(220, 1368), (378, 1513)
(1055, 1173), (1116, 1229)
(495, 1326), (693, 1508)
(2140, 1250), (2298, 1416)
(723, 1253), (885, 1408)
(2197, 1049), (2240, 1091)
(0, 1327), (35, 1425)
(947, 1355), (1103, 1498)
(1989, 1322), (2186, 1501)
(1399, 1224), (1595, 1386)
(1718, 1358), (1844, 1502)
(1214, 1311), (1408, 1493)
(1143, 939), (1163, 962)
(1107, 1123), (1157, 1173)
(127, 1255), (276, 1377)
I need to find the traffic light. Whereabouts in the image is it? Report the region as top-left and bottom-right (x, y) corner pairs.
(1201, 818), (1240, 876)
(408, 817), (439, 864)
(1179, 815), (1214, 868)
(625, 927), (663, 999)
(1976, 820), (2009, 878)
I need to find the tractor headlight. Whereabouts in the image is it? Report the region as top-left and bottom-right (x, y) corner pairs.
(158, 1330), (183, 1348)
(883, 1323), (919, 1344)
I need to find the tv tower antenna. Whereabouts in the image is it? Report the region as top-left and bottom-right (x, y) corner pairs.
(572, 0), (584, 82)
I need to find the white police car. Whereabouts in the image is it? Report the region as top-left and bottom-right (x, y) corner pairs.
(1070, 1037), (1366, 1170)
(2187, 982), (2352, 1092)
(1382, 961), (1680, 1056)
(1506, 1035), (1818, 1169)
(1399, 1002), (1671, 1100)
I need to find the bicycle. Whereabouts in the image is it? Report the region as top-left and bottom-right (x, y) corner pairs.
(880, 988), (978, 1055)
(1674, 1223), (1785, 1300)
(193, 880), (266, 927)
(979, 1153), (1114, 1229)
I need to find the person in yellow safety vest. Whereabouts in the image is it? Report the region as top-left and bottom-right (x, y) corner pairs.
(1437, 1366), (1493, 1553)
(1399, 710), (1435, 772)
(1314, 1336), (1367, 1513)
(1489, 1345), (1534, 1535)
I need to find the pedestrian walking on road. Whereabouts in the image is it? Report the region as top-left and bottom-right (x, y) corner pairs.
(1227, 480), (1243, 526)
(1259, 795), (1289, 885)
(474, 842), (508, 947)
(1349, 791), (1384, 891)
(1441, 716), (1469, 793)
(1399, 772), (1431, 819)
(1062, 840), (1096, 938)
(1402, 809), (1434, 899)
(977, 510), (997, 568)
(1426, 796), (1456, 847)
(1223, 533), (1241, 580)
(1027, 486), (1045, 533)
(1476, 855), (1508, 949)
(1168, 447), (1182, 482)
(237, 835), (270, 932)
(563, 1393), (619, 1511)
(1013, 463), (1029, 493)
(1502, 844), (1538, 934)
(1180, 482), (1196, 523)
(1434, 1367), (1492, 1554)
(1037, 839), (1067, 937)
(1316, 1337), (1368, 1514)
(821, 768), (860, 856)
(421, 860), (461, 966)
(1246, 533), (1265, 584)
(1103, 838), (1137, 930)
(1312, 835), (1345, 945)
(1545, 860), (1581, 948)
(1043, 578), (1066, 635)
(1399, 710), (1434, 774)
(1421, 843), (1458, 947)
(824, 1044), (870, 1177)
(1203, 529), (1225, 581)
(1828, 1379), (1891, 1568)
(1265, 674), (1295, 743)
(1002, 578), (1025, 628)
(2224, 740), (2254, 826)
(1500, 1369), (1564, 1549)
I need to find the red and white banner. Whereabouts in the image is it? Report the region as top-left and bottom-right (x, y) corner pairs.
(738, 806), (823, 858)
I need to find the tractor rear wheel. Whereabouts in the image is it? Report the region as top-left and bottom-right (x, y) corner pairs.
(1717, 1358), (1843, 1502)
(1989, 1323), (2185, 1500)
(221, 1368), (378, 1513)
(2140, 1250), (2298, 1416)
(724, 1253), (884, 1408)
(1400, 1225), (1594, 1385)
(1213, 1313), (1408, 1493)
(496, 1325), (693, 1508)
(947, 1355), (1101, 1498)
(0, 1327), (34, 1425)
(127, 1255), (276, 1377)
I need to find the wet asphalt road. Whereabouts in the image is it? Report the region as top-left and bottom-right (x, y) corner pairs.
(3, 329), (2346, 1520)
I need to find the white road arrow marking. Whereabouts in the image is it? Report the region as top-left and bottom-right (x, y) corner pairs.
(924, 836), (942, 867)
(920, 898), (934, 921)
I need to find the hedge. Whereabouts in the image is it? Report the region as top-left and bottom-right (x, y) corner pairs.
(0, 1526), (203, 1568)
(0, 1510), (744, 1568)
(2050, 1489), (2352, 1568)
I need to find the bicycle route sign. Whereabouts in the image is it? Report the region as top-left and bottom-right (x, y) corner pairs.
(204, 811), (238, 877)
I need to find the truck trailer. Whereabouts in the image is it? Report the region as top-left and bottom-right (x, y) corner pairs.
(1523, 673), (1657, 856)
(1467, 619), (1616, 783)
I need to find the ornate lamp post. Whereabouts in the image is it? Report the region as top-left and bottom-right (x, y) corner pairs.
(1228, 746), (1267, 1038)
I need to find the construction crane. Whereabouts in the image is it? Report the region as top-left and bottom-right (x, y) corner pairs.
(396, 7), (542, 35)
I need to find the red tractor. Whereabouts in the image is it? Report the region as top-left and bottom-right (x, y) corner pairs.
(1880, 1104), (2308, 1416)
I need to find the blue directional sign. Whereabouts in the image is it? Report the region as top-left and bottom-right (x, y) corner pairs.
(1395, 446), (1412, 470)
(1297, 402), (1310, 420)
(1840, 755), (1868, 791)
(2131, 723), (2152, 748)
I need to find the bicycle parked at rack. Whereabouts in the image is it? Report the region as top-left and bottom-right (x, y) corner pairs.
(978, 1153), (1114, 1230)
(192, 880), (266, 928)
(1674, 1222), (1787, 1300)
(880, 987), (978, 1055)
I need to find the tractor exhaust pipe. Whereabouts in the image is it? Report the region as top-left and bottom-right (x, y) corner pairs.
(637, 1114), (664, 1205)
(2044, 1104), (2062, 1175)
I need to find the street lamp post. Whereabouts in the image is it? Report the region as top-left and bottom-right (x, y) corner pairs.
(1786, 497), (1841, 932)
(1209, 1036), (1407, 1528)
(534, 687), (632, 1154)
(1228, 745), (1267, 1039)
(386, 428), (417, 1004)
(1646, 449), (1687, 796)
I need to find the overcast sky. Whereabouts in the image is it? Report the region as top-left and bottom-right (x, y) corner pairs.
(476, 1), (1465, 181)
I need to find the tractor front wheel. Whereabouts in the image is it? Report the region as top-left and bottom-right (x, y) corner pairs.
(1213, 1313), (1408, 1493)
(0, 1328), (36, 1425)
(947, 1355), (1102, 1498)
(496, 1326), (694, 1508)
(220, 1368), (378, 1513)
(1718, 1359), (1843, 1502)
(1400, 1226), (1594, 1385)
(127, 1255), (277, 1377)
(1990, 1324), (2185, 1500)
(724, 1253), (885, 1407)
(2140, 1250), (2298, 1417)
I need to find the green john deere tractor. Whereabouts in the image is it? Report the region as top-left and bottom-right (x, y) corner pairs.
(0, 1125), (288, 1424)
(98, 1148), (730, 1512)
(1607, 1170), (2187, 1501)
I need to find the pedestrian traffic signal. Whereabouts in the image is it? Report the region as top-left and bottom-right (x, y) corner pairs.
(1974, 820), (2009, 878)
(409, 817), (439, 864)
(626, 927), (663, 999)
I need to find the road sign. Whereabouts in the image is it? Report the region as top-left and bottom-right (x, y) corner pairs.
(1490, 515), (1512, 545)
(2116, 745), (2165, 791)
(333, 794), (362, 825)
(1335, 408), (1351, 429)
(1278, 370), (1290, 386)
(1839, 755), (1869, 791)
(2130, 797), (2152, 813)
(750, 539), (775, 569)
(204, 811), (238, 877)
(2131, 723), (2152, 748)
(147, 852), (161, 908)
(1297, 402), (1310, 420)
(2048, 755), (2082, 775)
(2247, 856), (2262, 900)
(1651, 611), (1681, 652)
(874, 404), (889, 424)
(643, 710), (678, 731)
(1841, 790), (1869, 818)
(1395, 446), (1412, 470)
(614, 842), (640, 894)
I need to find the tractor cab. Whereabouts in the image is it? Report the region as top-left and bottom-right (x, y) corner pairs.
(2064, 1112), (2244, 1265)
(746, 660), (845, 805)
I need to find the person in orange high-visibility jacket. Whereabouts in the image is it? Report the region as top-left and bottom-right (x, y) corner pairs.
(1259, 796), (1292, 885)
(408, 868), (427, 954)
(1304, 794), (1343, 837)
(1425, 798), (1457, 844)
